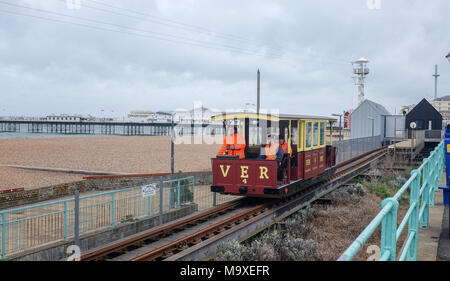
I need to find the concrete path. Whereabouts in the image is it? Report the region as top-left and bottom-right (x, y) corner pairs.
(417, 172), (446, 261)
(437, 205), (449, 260)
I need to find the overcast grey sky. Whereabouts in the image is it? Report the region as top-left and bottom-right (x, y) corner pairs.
(0, 0), (449, 117)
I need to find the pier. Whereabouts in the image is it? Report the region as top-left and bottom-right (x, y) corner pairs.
(0, 120), (223, 136)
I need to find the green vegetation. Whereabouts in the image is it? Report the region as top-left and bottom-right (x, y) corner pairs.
(172, 170), (194, 204)
(360, 168), (412, 205)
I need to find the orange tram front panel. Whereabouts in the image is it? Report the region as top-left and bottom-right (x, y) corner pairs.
(211, 158), (278, 196)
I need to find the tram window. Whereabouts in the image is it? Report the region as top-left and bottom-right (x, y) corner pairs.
(320, 122), (325, 146)
(248, 119), (263, 145)
(291, 121), (298, 145)
(313, 122), (318, 146)
(305, 122), (312, 148)
(225, 119), (245, 137)
(282, 127), (289, 140)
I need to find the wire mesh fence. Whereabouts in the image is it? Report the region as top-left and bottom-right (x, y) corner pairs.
(193, 185), (239, 211)
(0, 176), (196, 259)
(334, 135), (382, 163)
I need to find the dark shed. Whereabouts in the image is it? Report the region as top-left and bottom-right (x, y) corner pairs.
(405, 98), (442, 130)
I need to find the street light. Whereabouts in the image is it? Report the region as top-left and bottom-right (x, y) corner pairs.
(332, 113), (343, 141)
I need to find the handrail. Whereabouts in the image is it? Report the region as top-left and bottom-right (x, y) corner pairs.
(338, 140), (444, 261)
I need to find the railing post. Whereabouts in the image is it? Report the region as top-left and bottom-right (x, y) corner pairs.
(421, 159), (430, 228)
(407, 169), (421, 261)
(110, 193), (115, 227)
(430, 152), (438, 206)
(159, 176), (164, 226)
(74, 190), (80, 248)
(380, 198), (398, 261)
(63, 201), (68, 241)
(1, 213), (5, 259)
(177, 180), (181, 208)
(147, 196), (151, 216)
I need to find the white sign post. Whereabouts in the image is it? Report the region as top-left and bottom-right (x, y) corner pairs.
(141, 184), (156, 198)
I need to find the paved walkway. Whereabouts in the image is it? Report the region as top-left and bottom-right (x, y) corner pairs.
(417, 172), (446, 261)
(437, 205), (450, 260)
(417, 189), (444, 260)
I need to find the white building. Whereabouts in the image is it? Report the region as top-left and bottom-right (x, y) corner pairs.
(350, 99), (390, 141)
(127, 110), (172, 123)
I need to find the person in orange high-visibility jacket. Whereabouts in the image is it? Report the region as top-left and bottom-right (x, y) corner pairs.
(265, 135), (283, 162)
(217, 127), (246, 159)
(279, 135), (292, 157)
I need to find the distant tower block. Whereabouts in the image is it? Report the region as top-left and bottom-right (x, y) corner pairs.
(352, 57), (370, 105)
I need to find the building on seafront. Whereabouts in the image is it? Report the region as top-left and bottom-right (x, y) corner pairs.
(127, 110), (172, 123)
(46, 114), (83, 122)
(400, 95), (449, 128)
(350, 99), (391, 141)
(128, 106), (223, 125)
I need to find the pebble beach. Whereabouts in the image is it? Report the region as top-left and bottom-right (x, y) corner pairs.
(0, 136), (220, 190)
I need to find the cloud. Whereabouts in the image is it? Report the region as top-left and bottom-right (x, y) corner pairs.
(0, 0), (449, 117)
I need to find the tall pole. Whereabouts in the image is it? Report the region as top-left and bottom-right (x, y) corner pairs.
(171, 114), (174, 176)
(433, 64), (440, 100)
(74, 190), (80, 248)
(257, 69), (260, 114)
(339, 115), (342, 141)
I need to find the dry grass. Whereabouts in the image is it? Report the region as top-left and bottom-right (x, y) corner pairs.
(213, 175), (411, 261)
(308, 185), (409, 261)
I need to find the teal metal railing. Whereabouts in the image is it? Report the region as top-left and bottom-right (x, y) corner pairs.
(0, 176), (195, 259)
(338, 140), (445, 261)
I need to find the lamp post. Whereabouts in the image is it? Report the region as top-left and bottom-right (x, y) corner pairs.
(332, 113), (343, 141)
(446, 52), (450, 238)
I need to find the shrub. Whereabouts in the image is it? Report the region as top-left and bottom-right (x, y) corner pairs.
(171, 170), (194, 204)
(213, 231), (322, 261)
(329, 183), (366, 205)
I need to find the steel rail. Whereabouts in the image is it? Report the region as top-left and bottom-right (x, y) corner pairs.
(80, 199), (242, 261)
(129, 204), (270, 261)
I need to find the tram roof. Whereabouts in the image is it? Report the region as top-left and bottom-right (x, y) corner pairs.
(211, 112), (337, 122)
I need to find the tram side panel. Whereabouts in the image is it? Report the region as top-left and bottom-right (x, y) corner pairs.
(211, 159), (277, 196)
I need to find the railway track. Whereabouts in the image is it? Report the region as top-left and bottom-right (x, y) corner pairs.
(82, 147), (387, 261)
(81, 199), (246, 261)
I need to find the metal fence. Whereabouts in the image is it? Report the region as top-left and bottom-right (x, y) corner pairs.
(334, 135), (382, 163)
(425, 129), (444, 139)
(0, 176), (195, 259)
(338, 140), (444, 261)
